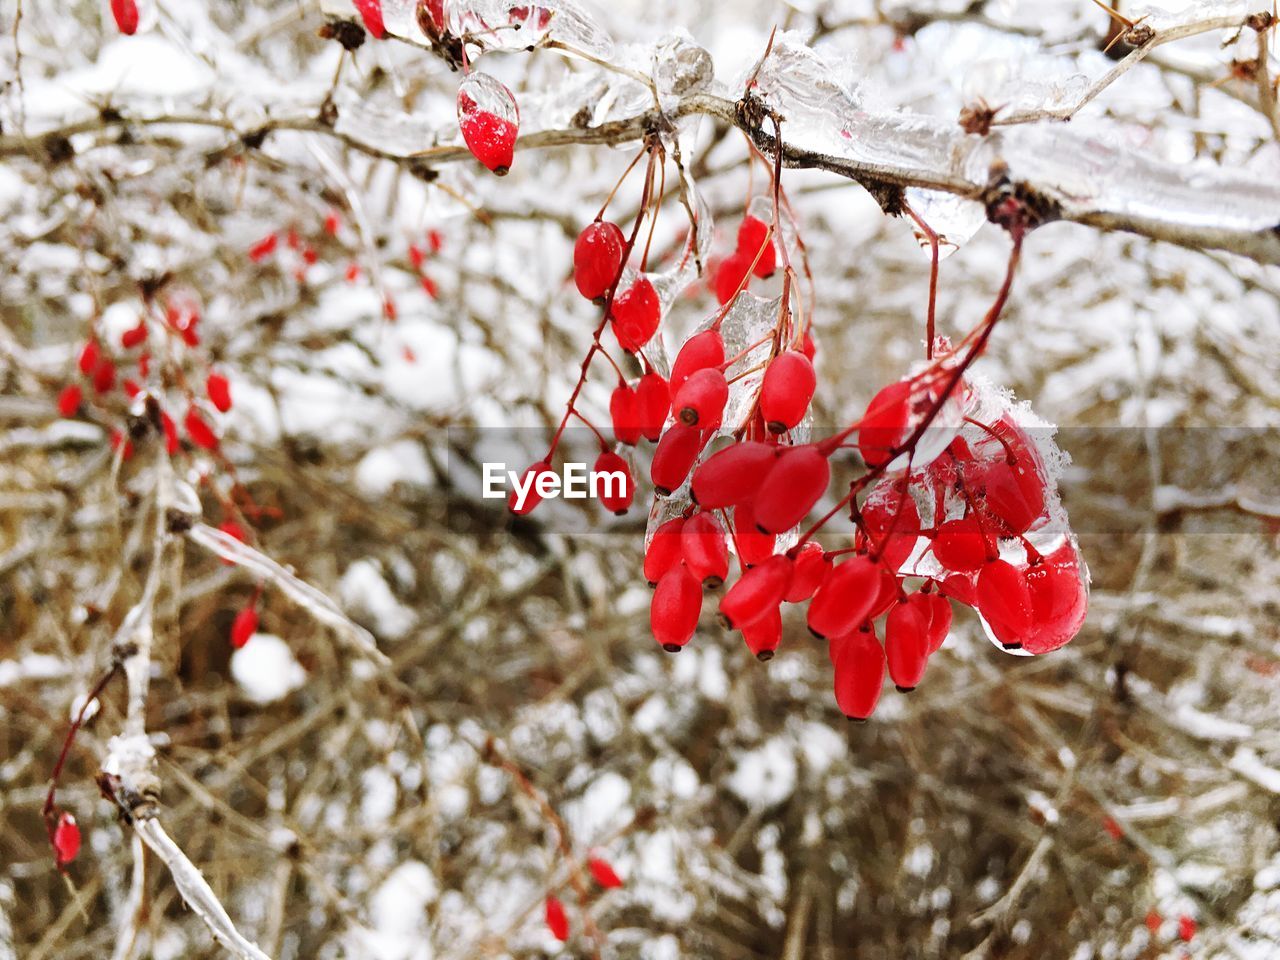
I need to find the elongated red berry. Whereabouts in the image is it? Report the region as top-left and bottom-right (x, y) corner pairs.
(784, 542), (828, 602)
(231, 606), (258, 649)
(1022, 545), (1088, 654)
(737, 215), (776, 278)
(860, 481), (921, 571)
(121, 323), (147, 349)
(111, 0), (139, 34)
(1178, 915), (1196, 943)
(972, 457), (1045, 537)
(718, 554), (792, 630)
(650, 423), (704, 496)
(57, 384), (82, 418)
(248, 233), (278, 262)
(759, 351), (815, 433)
(635, 372), (670, 441)
(832, 628), (885, 721)
(184, 407), (218, 451)
(807, 555), (879, 639)
(919, 591), (952, 652)
(800, 328), (816, 361)
(681, 512), (729, 588)
(352, 0), (385, 37)
(713, 251), (751, 305)
(53, 812), (81, 866)
(161, 410), (179, 455)
(574, 221), (626, 301)
(589, 858), (624, 889)
(651, 564), (702, 652)
(976, 559), (1032, 644)
(545, 895), (570, 941)
(857, 380), (912, 467)
(644, 516), (686, 585)
(885, 601), (930, 692)
(206, 372), (232, 413)
(458, 74), (519, 175)
(931, 516), (991, 572)
(92, 358), (116, 394)
(78, 340), (100, 376)
(611, 277), (660, 353)
(670, 329), (725, 396)
(610, 383), (641, 445)
(751, 445), (830, 534)
(690, 441), (777, 508)
(741, 604), (782, 661)
(732, 499), (776, 567)
(508, 460), (553, 515)
(674, 368), (727, 430)
(593, 451), (633, 514)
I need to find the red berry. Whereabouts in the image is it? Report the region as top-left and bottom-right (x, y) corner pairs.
(784, 542), (828, 602)
(218, 520), (246, 565)
(800, 328), (816, 361)
(651, 564), (702, 652)
(184, 408), (219, 451)
(650, 423), (705, 496)
(759, 351), (815, 433)
(939, 572), (978, 607)
(352, 0), (385, 38)
(1021, 545), (1088, 654)
(713, 251), (751, 305)
(588, 857), (624, 889)
(857, 380), (913, 468)
(161, 411), (179, 455)
(751, 445), (830, 535)
(807, 555), (879, 639)
(975, 559), (1033, 644)
(124, 380), (141, 399)
(919, 591), (953, 653)
(458, 75), (519, 175)
(741, 604), (782, 661)
(611, 277), (660, 353)
(248, 233), (278, 262)
(206, 372), (232, 413)
(324, 211), (341, 236)
(673, 367), (728, 430)
(670, 329), (725, 397)
(421, 275), (439, 298)
(885, 600), (930, 692)
(737, 215), (776, 278)
(634, 372), (670, 441)
(544, 895), (570, 941)
(230, 606), (258, 649)
(78, 340), (100, 376)
(57, 384), (82, 418)
(832, 627), (886, 721)
(860, 481), (922, 570)
(53, 812), (81, 866)
(610, 383), (641, 446)
(110, 0), (139, 34)
(732, 499), (777, 567)
(1145, 910), (1163, 935)
(121, 323), (147, 349)
(1177, 915), (1196, 943)
(690, 441), (777, 509)
(408, 244), (425, 269)
(931, 516), (991, 572)
(508, 460), (553, 515)
(573, 221), (626, 301)
(593, 451), (633, 514)
(971, 457), (1045, 537)
(717, 555), (792, 630)
(680, 512), (729, 588)
(92, 358), (116, 395)
(644, 516), (686, 585)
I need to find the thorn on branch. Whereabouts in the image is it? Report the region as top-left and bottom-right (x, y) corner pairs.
(983, 163), (1059, 236)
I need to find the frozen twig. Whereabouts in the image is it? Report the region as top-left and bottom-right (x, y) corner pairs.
(133, 818), (273, 960)
(186, 522), (389, 667)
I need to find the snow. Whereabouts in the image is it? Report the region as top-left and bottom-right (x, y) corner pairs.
(230, 634), (306, 703)
(338, 559), (417, 640)
(727, 738), (798, 809)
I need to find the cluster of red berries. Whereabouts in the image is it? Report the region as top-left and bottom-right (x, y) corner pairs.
(712, 214), (777, 305)
(645, 354), (1087, 720)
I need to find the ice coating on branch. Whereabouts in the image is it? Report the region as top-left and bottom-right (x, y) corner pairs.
(652, 31), (714, 100)
(903, 189), (986, 259)
(450, 0), (613, 57)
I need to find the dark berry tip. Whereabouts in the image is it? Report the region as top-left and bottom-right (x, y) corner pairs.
(1002, 642), (1023, 650)
(756, 650), (775, 662)
(894, 685), (916, 693)
(662, 643), (682, 653)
